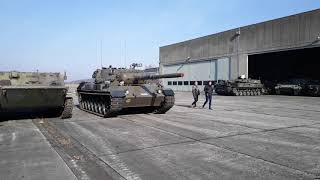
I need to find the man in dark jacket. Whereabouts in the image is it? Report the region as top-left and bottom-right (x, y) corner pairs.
(202, 81), (214, 110)
(191, 81), (200, 107)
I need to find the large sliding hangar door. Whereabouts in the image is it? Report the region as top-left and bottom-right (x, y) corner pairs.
(162, 58), (230, 91)
(248, 47), (320, 82)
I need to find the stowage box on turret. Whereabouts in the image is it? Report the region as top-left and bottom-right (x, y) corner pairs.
(215, 78), (264, 96)
(0, 71), (73, 118)
(77, 64), (183, 117)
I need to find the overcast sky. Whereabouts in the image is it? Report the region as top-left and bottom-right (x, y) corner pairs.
(0, 0), (319, 81)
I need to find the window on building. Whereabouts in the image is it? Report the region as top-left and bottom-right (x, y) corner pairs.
(178, 81), (183, 85)
(197, 81), (202, 85)
(190, 81), (195, 85)
(168, 81), (172, 85)
(173, 81), (177, 85)
(184, 81), (189, 85)
(203, 81), (209, 85)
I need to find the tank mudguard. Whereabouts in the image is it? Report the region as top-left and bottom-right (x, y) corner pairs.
(110, 90), (126, 98)
(163, 89), (175, 96)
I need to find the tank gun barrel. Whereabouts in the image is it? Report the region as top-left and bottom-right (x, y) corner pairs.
(133, 73), (184, 80)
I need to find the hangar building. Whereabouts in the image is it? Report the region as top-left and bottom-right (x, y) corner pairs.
(159, 9), (320, 91)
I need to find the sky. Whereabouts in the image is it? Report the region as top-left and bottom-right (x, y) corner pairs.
(0, 0), (319, 81)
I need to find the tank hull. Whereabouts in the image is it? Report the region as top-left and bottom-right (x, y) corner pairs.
(0, 86), (66, 111)
(77, 84), (175, 117)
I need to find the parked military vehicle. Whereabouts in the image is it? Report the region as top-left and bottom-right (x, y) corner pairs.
(304, 80), (320, 96)
(275, 79), (320, 96)
(274, 79), (308, 96)
(275, 83), (302, 96)
(0, 71), (73, 118)
(215, 78), (264, 96)
(77, 64), (183, 117)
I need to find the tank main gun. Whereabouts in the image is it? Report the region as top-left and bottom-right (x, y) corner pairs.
(120, 73), (184, 84)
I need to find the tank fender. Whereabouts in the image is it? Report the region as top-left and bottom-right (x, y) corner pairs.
(162, 89), (175, 96)
(110, 90), (126, 98)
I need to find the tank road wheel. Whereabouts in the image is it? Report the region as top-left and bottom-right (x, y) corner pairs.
(244, 91), (249, 96)
(232, 89), (238, 96)
(103, 97), (124, 118)
(249, 90), (254, 96)
(257, 90), (262, 96)
(153, 96), (175, 114)
(98, 103), (103, 114)
(239, 90), (243, 96)
(60, 97), (73, 119)
(253, 90), (258, 96)
(94, 102), (98, 113)
(101, 104), (107, 115)
(235, 91), (240, 96)
(84, 101), (88, 110)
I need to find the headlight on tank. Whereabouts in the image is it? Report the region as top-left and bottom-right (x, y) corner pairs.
(125, 90), (129, 95)
(157, 89), (162, 94)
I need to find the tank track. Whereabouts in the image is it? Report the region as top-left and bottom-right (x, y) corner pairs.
(231, 88), (263, 96)
(60, 97), (73, 119)
(153, 95), (175, 114)
(79, 93), (124, 117)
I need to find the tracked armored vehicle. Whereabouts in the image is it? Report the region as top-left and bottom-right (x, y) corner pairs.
(275, 83), (302, 96)
(275, 79), (320, 96)
(304, 80), (320, 96)
(0, 71), (73, 118)
(215, 78), (264, 96)
(77, 64), (183, 117)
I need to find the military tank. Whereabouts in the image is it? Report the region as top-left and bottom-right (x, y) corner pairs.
(0, 71), (73, 119)
(215, 78), (264, 96)
(77, 64), (183, 117)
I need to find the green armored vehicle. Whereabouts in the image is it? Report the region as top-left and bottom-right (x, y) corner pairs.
(215, 78), (264, 96)
(0, 71), (73, 118)
(77, 64), (183, 117)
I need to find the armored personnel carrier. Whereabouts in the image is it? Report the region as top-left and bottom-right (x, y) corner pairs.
(77, 64), (183, 117)
(0, 71), (73, 119)
(215, 78), (264, 96)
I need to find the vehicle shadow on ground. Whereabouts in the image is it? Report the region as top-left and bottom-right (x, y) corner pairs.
(0, 111), (62, 121)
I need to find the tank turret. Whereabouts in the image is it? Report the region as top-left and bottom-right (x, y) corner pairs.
(91, 65), (183, 85)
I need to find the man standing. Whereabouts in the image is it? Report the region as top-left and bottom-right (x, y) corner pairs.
(191, 81), (200, 107)
(202, 81), (214, 110)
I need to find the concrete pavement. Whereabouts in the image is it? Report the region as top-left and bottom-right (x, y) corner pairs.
(1, 92), (320, 179)
(0, 120), (76, 180)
